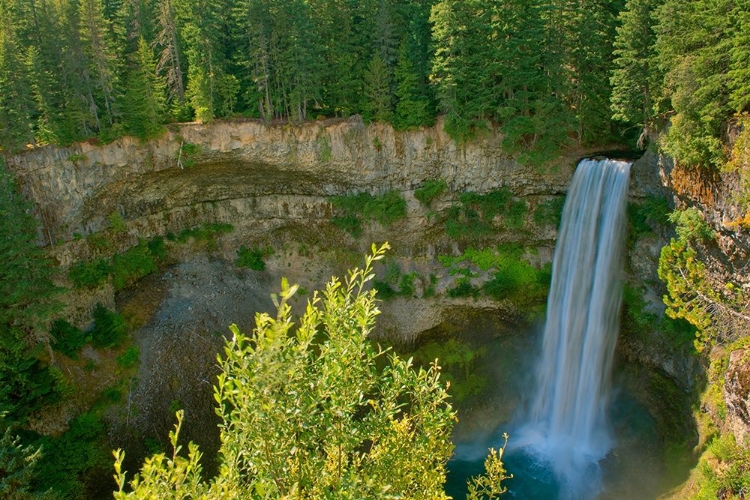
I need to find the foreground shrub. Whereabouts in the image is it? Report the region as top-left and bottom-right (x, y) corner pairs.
(114, 244), (508, 499)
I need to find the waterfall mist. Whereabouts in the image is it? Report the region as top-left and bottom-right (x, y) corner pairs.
(514, 158), (632, 498)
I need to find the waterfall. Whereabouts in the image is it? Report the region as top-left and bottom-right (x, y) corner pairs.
(518, 158), (631, 498)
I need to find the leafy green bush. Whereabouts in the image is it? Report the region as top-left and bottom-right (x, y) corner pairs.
(670, 207), (715, 242)
(108, 211), (127, 233)
(50, 319), (89, 359)
(373, 280), (397, 299)
(447, 277), (479, 298)
(87, 233), (113, 253)
(236, 246), (270, 271)
(68, 258), (111, 289)
(111, 242), (158, 290)
(174, 223), (234, 243)
(331, 214), (363, 237)
(147, 236), (168, 262)
(116, 346), (140, 369)
(112, 244), (508, 498)
(329, 191), (407, 236)
(445, 188), (526, 239)
(90, 304), (127, 349)
(460, 189), (513, 220)
(505, 200), (528, 229)
(414, 180), (448, 206)
(533, 197), (565, 227)
(70, 238), (167, 291)
(398, 273), (417, 297)
(32, 412), (111, 498)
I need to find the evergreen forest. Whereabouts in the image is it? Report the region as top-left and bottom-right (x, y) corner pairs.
(0, 0), (746, 171)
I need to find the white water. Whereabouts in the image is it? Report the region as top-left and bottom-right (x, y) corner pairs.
(516, 158), (632, 498)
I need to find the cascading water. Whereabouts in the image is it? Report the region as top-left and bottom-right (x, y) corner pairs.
(515, 158), (632, 499)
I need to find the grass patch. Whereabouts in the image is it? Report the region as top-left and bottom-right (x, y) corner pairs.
(50, 319), (89, 359)
(533, 196), (565, 227)
(414, 180), (447, 207)
(441, 245), (551, 306)
(329, 191), (407, 237)
(69, 258), (111, 289)
(445, 187), (527, 240)
(90, 304), (127, 349)
(116, 346), (140, 369)
(236, 246), (272, 271)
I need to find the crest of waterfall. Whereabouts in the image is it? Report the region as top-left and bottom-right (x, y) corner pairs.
(518, 158), (631, 498)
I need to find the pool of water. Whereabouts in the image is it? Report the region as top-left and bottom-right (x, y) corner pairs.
(446, 389), (665, 499)
(441, 326), (673, 500)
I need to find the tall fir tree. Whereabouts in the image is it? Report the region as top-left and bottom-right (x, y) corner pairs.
(175, 0), (237, 121)
(155, 0), (187, 116)
(728, 0), (750, 114)
(610, 0), (662, 144)
(654, 0), (734, 168)
(363, 52), (393, 123)
(393, 39), (431, 129)
(0, 11), (36, 151)
(123, 37), (167, 138)
(78, 0), (121, 130)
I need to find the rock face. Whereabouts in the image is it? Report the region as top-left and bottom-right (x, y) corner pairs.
(725, 348), (750, 445)
(7, 117), (574, 248)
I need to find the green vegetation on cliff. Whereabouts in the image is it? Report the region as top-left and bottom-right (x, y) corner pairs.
(0, 163), (60, 422)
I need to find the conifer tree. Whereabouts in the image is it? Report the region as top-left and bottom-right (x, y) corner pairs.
(363, 53), (393, 123)
(610, 0), (662, 143)
(394, 39), (432, 129)
(78, 0), (121, 129)
(123, 37), (167, 138)
(654, 0), (733, 168)
(0, 21), (36, 151)
(155, 0), (186, 115)
(175, 0), (237, 122)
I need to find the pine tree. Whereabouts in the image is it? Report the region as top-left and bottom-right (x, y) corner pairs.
(123, 37), (167, 138)
(155, 0), (186, 114)
(362, 53), (393, 123)
(78, 0), (121, 129)
(654, 0), (733, 168)
(393, 39), (432, 129)
(175, 0), (237, 122)
(0, 426), (43, 497)
(0, 18), (36, 151)
(431, 0), (496, 140)
(610, 0), (662, 141)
